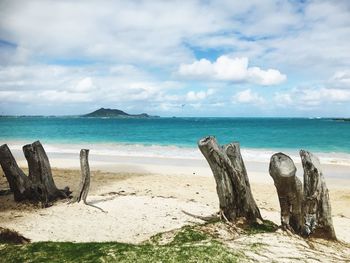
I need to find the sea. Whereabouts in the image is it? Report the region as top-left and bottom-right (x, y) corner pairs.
(1, 117), (350, 165)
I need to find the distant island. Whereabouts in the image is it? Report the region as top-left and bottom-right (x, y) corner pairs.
(83, 108), (159, 118)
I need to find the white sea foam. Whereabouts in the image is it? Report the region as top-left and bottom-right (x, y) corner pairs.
(3, 140), (350, 166)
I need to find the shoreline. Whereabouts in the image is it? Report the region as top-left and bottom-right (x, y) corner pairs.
(2, 140), (349, 181)
(2, 139), (350, 164)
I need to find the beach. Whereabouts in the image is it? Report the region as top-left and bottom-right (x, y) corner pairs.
(2, 1), (350, 261)
(1, 120), (350, 261)
(1, 142), (350, 260)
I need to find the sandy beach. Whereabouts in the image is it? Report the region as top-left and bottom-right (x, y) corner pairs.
(1, 145), (350, 261)
(2, 0), (350, 261)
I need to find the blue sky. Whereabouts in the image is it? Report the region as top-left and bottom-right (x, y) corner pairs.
(0, 0), (349, 117)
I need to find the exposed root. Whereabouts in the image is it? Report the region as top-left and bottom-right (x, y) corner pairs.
(84, 201), (108, 213)
(182, 210), (220, 222)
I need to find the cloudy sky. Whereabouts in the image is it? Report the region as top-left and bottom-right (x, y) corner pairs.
(0, 0), (349, 117)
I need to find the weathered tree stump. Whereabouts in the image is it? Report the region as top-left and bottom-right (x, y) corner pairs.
(23, 141), (68, 201)
(0, 144), (33, 201)
(0, 141), (70, 204)
(269, 150), (336, 240)
(72, 149), (91, 204)
(300, 150), (336, 239)
(198, 136), (262, 223)
(269, 153), (303, 232)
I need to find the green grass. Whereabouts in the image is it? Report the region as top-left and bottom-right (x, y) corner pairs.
(244, 220), (278, 235)
(249, 242), (265, 252)
(0, 225), (244, 263)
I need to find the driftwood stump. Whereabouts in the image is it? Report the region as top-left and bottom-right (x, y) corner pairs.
(300, 150), (336, 239)
(72, 149), (91, 204)
(269, 150), (336, 240)
(269, 153), (303, 232)
(23, 141), (68, 201)
(0, 144), (33, 201)
(198, 136), (262, 223)
(0, 141), (70, 205)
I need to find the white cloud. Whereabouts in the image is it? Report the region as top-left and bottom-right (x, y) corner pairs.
(310, 88), (350, 103)
(274, 87), (350, 109)
(0, 0), (226, 66)
(0, 90), (93, 104)
(186, 89), (215, 101)
(212, 57), (248, 81)
(39, 90), (93, 103)
(1, 0), (349, 72)
(234, 89), (265, 105)
(178, 56), (286, 85)
(247, 67), (286, 86)
(0, 64), (183, 108)
(186, 91), (207, 101)
(0, 0), (350, 116)
(273, 93), (293, 106)
(0, 65), (69, 90)
(70, 77), (95, 93)
(179, 59), (214, 78)
(329, 71), (350, 88)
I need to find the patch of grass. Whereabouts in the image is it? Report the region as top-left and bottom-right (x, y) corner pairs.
(245, 220), (278, 235)
(249, 242), (264, 252)
(0, 226), (243, 263)
(171, 225), (209, 244)
(148, 231), (164, 244)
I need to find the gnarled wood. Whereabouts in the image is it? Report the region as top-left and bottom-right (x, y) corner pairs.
(73, 149), (91, 204)
(23, 141), (69, 202)
(0, 144), (32, 201)
(300, 150), (336, 240)
(270, 150), (336, 240)
(269, 153), (303, 232)
(198, 136), (261, 223)
(0, 142), (70, 204)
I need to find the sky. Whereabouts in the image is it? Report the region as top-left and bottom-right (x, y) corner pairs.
(0, 0), (350, 117)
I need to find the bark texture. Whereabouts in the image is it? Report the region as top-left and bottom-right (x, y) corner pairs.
(269, 153), (303, 232)
(23, 141), (68, 201)
(0, 141), (70, 204)
(300, 150), (336, 239)
(72, 149), (91, 204)
(0, 144), (32, 201)
(269, 150), (336, 240)
(198, 136), (261, 223)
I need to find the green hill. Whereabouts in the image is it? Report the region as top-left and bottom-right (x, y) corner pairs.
(83, 108), (157, 118)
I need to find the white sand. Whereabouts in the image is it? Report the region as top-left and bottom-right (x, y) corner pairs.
(1, 147), (350, 261)
(1, 195), (215, 243)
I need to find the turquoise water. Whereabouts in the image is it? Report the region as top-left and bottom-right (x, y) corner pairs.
(0, 117), (350, 153)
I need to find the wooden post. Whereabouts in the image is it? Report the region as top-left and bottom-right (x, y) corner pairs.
(73, 149), (91, 204)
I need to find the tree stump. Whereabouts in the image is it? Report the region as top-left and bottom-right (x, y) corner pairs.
(72, 149), (91, 204)
(269, 150), (336, 240)
(23, 141), (68, 201)
(0, 141), (70, 205)
(198, 136), (262, 223)
(300, 150), (336, 239)
(0, 144), (33, 201)
(269, 153), (303, 232)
